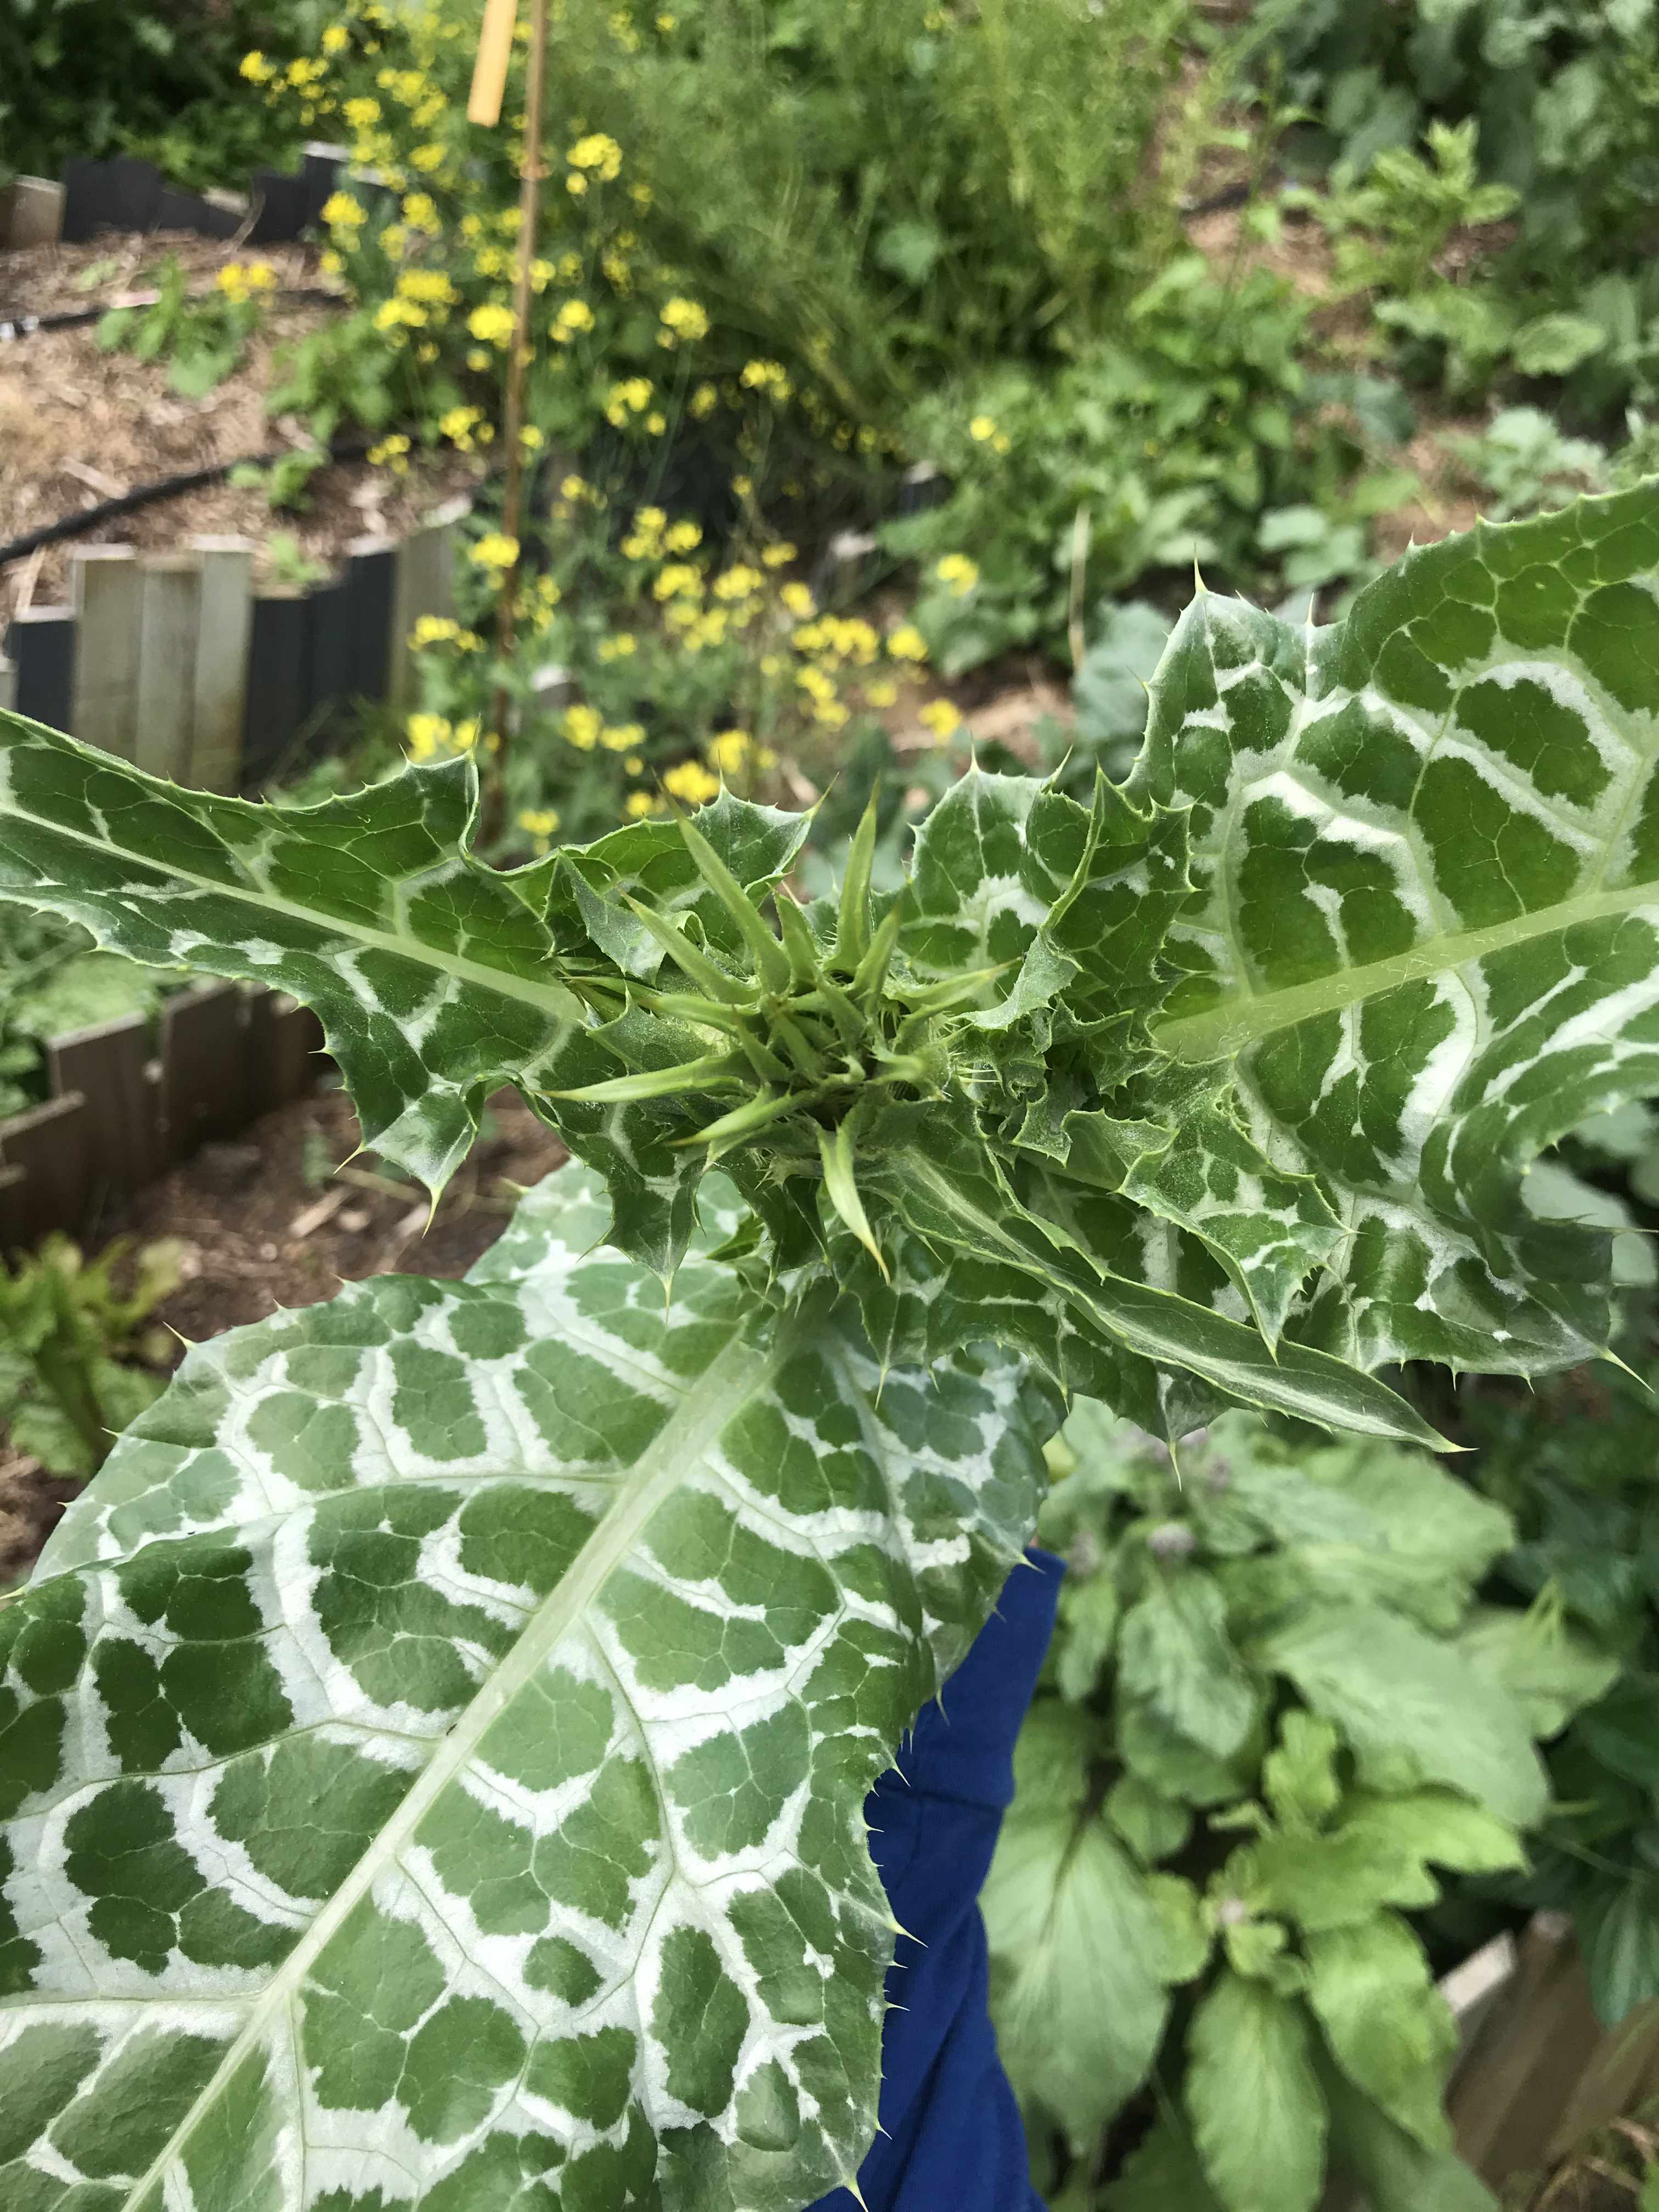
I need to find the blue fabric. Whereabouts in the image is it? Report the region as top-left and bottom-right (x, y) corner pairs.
(806, 1548), (1064, 2212)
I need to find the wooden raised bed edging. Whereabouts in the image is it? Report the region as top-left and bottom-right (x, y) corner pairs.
(0, 495), (470, 788)
(0, 983), (326, 1254)
(1322, 1912), (1659, 2209)
(0, 143), (352, 259)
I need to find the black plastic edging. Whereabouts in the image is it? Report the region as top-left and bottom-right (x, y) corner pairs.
(0, 434), (371, 571)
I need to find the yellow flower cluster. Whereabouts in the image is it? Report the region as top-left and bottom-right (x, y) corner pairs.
(567, 133), (623, 184)
(367, 431), (412, 475)
(518, 805), (562, 854)
(706, 729), (777, 777)
(741, 358), (793, 401)
(663, 760), (720, 806)
(560, 706), (645, 756)
(407, 713), (479, 761)
(409, 616), (482, 650)
(886, 624), (929, 660)
(552, 298), (596, 341)
(935, 555), (980, 597)
(467, 302), (516, 348)
(605, 377), (654, 428)
(919, 699), (963, 740)
(658, 297), (709, 344)
(439, 404), (494, 451)
(216, 259), (276, 303)
(321, 191), (365, 234)
(969, 412), (1013, 456)
(469, 533), (520, 573)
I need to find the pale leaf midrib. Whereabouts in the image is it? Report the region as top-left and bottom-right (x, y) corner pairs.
(0, 797), (581, 1027)
(115, 1323), (781, 2212)
(1153, 876), (1659, 1064)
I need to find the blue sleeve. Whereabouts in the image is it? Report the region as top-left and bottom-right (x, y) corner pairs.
(806, 1548), (1064, 2212)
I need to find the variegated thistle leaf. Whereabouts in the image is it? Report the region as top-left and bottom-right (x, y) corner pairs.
(1131, 485), (1659, 1374)
(0, 710), (1434, 1445)
(0, 1163), (1054, 2211)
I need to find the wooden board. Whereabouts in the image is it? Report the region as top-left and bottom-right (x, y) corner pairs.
(69, 548), (140, 760)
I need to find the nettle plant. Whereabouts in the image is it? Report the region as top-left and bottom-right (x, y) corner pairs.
(2, 487), (1659, 2207)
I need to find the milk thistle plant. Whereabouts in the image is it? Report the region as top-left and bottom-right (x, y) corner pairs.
(3, 489), (1659, 2206)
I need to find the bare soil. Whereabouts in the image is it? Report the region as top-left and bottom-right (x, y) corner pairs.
(0, 228), (483, 611)
(0, 1083), (567, 1587)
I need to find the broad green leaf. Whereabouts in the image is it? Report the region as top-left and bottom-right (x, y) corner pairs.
(1186, 1970), (1327, 2212)
(1102, 2109), (1227, 2212)
(1252, 1602), (1548, 1827)
(0, 1164), (1056, 2210)
(1318, 2046), (1498, 2212)
(1304, 1915), (1457, 2151)
(1052, 1570), (1121, 1702)
(1108, 1772), (1194, 1864)
(1116, 1567), (1260, 1761)
(1136, 489), (1659, 1377)
(1455, 1603), (1621, 1736)
(1578, 1872), (1659, 2025)
(983, 1711), (1172, 2146)
(1242, 1787), (1526, 1934)
(1263, 1712), (1342, 1830)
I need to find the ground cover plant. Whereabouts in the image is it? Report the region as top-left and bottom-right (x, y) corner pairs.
(995, 1407), (1617, 2212)
(4, 484), (1659, 2204)
(0, 1235), (181, 1481)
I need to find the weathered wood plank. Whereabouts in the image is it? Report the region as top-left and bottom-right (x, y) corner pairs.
(160, 983), (246, 1163)
(46, 1014), (162, 1195)
(387, 496), (470, 709)
(190, 535), (255, 791)
(246, 990), (326, 1109)
(0, 1095), (93, 1252)
(6, 606), (75, 732)
(4, 176), (65, 249)
(134, 552), (201, 781)
(69, 548), (141, 759)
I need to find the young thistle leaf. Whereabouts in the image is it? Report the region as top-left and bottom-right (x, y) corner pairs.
(837, 787), (881, 970)
(675, 811), (793, 995)
(819, 1113), (890, 1279)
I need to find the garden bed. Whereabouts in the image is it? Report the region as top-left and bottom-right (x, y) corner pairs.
(0, 1078), (567, 1587)
(0, 230), (483, 607)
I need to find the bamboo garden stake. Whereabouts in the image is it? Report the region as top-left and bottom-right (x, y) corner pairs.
(468, 0), (552, 836)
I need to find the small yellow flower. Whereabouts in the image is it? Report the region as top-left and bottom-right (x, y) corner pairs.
(994, 432), (1012, 456)
(969, 414), (997, 443)
(567, 132), (623, 180)
(343, 97), (381, 130)
(401, 193), (441, 234)
(554, 297), (596, 338)
(659, 297), (709, 343)
(469, 533), (520, 573)
(624, 754), (645, 775)
(520, 425), (544, 450)
(866, 679), (899, 707)
(919, 699), (962, 740)
(781, 582), (816, 619)
(601, 721), (642, 753)
(240, 50), (274, 82)
(761, 543), (797, 568)
(397, 267), (456, 304)
(410, 614), (460, 647)
(467, 346), (493, 371)
(935, 554), (979, 596)
(562, 705), (603, 751)
(625, 791), (657, 819)
(887, 624), (929, 661)
(470, 302), (517, 349)
(321, 191), (365, 230)
(713, 565), (761, 601)
(597, 633), (637, 661)
(561, 475), (589, 501)
(657, 10), (677, 26)
(440, 404), (482, 447)
(665, 521), (702, 554)
(410, 143), (447, 174)
(406, 713), (448, 760)
(645, 412), (666, 436)
(663, 760), (721, 806)
(518, 806), (561, 854)
(321, 24), (351, 54)
(689, 381), (719, 420)
(653, 563), (702, 601)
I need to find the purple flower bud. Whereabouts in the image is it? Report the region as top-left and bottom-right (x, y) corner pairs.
(1148, 1521), (1196, 1560)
